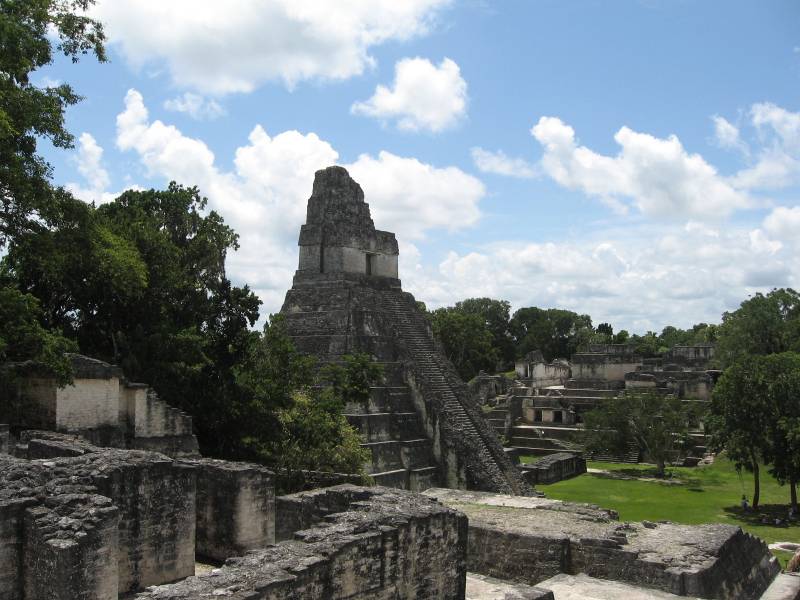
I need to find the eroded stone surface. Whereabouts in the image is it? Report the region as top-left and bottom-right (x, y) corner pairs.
(466, 573), (554, 599)
(135, 485), (468, 600)
(426, 487), (779, 599)
(538, 573), (700, 600)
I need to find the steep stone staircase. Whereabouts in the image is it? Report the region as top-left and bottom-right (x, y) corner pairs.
(342, 364), (439, 491)
(381, 291), (528, 495)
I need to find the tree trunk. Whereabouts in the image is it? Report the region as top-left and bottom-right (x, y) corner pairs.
(791, 476), (798, 513)
(751, 454), (760, 509)
(656, 458), (666, 478)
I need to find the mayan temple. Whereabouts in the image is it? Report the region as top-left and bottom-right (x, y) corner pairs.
(280, 165), (529, 494)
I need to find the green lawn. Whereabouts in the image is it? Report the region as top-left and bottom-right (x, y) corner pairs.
(537, 457), (800, 567)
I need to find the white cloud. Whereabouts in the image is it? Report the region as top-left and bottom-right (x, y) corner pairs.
(763, 205), (800, 242)
(730, 103), (800, 190)
(164, 93), (226, 120)
(113, 89), (484, 314)
(470, 147), (538, 178)
(401, 223), (797, 334)
(351, 57), (467, 132)
(74, 133), (110, 191)
(530, 116), (752, 219)
(92, 0), (450, 94)
(66, 133), (118, 204)
(712, 115), (748, 154)
(346, 151), (484, 239)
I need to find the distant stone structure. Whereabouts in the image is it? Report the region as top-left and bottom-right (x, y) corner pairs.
(515, 351), (570, 388)
(2, 353), (198, 457)
(500, 343), (718, 465)
(280, 166), (529, 495)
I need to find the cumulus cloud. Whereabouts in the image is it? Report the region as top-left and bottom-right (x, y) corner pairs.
(470, 147), (538, 178)
(164, 93), (226, 120)
(351, 57), (467, 132)
(91, 0), (450, 94)
(731, 103), (800, 190)
(763, 205), (800, 242)
(400, 223), (798, 333)
(113, 89), (484, 313)
(66, 133), (121, 204)
(530, 116), (752, 219)
(346, 151), (483, 239)
(712, 115), (748, 155)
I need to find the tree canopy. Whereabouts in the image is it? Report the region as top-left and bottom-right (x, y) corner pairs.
(0, 0), (106, 248)
(715, 288), (800, 367)
(582, 390), (693, 477)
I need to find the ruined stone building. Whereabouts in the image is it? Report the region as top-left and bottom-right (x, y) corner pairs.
(492, 342), (719, 466)
(1, 354), (199, 458)
(280, 166), (527, 495)
(0, 167), (796, 599)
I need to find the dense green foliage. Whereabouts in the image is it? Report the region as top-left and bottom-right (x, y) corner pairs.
(428, 306), (499, 380)
(0, 0), (104, 388)
(714, 288), (800, 368)
(424, 296), (721, 380)
(539, 458), (800, 565)
(582, 390), (693, 477)
(709, 289), (800, 510)
(510, 306), (593, 363)
(0, 286), (76, 387)
(236, 337), (373, 474)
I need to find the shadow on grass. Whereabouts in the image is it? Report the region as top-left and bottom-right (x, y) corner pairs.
(590, 466), (705, 488)
(722, 504), (800, 528)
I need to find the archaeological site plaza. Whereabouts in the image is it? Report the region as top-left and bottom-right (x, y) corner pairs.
(1, 167), (798, 600)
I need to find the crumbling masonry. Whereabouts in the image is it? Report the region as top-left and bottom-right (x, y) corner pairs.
(280, 166), (528, 495)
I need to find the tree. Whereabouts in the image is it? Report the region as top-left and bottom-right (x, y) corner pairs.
(708, 359), (773, 508)
(1, 0), (106, 247)
(2, 185), (263, 452)
(761, 353), (800, 512)
(715, 288), (800, 367)
(454, 298), (515, 369)
(0, 285), (75, 381)
(510, 307), (593, 361)
(237, 332), (373, 478)
(583, 391), (692, 477)
(428, 307), (498, 380)
(710, 352), (800, 511)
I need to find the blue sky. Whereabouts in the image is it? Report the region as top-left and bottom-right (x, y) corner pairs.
(38, 0), (800, 333)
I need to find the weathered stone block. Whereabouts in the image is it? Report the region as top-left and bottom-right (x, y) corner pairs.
(187, 458), (275, 562)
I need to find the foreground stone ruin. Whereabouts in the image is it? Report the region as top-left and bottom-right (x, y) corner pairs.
(280, 166), (528, 495)
(0, 433), (274, 598)
(427, 488), (784, 599)
(136, 485), (468, 600)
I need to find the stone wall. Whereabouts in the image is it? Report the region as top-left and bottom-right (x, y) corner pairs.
(520, 452), (586, 485)
(136, 485), (468, 600)
(188, 458), (275, 562)
(571, 353), (644, 381)
(9, 354), (198, 458)
(426, 488), (779, 600)
(0, 434), (280, 599)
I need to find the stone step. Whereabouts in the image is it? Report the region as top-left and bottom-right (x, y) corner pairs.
(759, 573), (800, 600)
(370, 468), (408, 489)
(409, 466), (440, 492)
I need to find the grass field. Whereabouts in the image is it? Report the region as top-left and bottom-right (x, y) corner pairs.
(534, 457), (800, 567)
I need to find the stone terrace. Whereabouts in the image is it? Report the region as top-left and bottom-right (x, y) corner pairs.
(425, 488), (781, 600)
